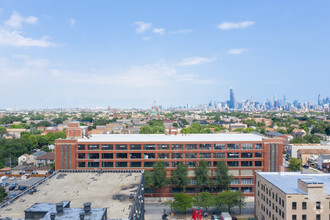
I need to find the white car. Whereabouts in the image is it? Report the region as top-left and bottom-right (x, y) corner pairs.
(9, 177), (16, 181)
(1, 176), (8, 181)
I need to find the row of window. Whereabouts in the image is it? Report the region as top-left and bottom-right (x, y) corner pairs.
(292, 201), (323, 210)
(169, 186), (253, 194)
(259, 182), (284, 208)
(261, 203), (285, 219)
(77, 160), (262, 168)
(77, 152), (263, 160)
(292, 214), (320, 220)
(77, 143), (263, 151)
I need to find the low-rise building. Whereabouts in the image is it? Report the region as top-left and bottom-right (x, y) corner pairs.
(255, 172), (330, 220)
(36, 152), (55, 167)
(287, 144), (330, 158)
(317, 154), (330, 169)
(297, 149), (330, 164)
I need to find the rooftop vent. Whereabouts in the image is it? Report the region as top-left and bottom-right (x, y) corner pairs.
(83, 202), (91, 214)
(56, 203), (63, 213)
(79, 212), (85, 220)
(50, 212), (56, 220)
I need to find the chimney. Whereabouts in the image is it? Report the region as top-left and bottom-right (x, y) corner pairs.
(50, 212), (56, 220)
(83, 202), (91, 214)
(56, 203), (63, 213)
(79, 212), (85, 220)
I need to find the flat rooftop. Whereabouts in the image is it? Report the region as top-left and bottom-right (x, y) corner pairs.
(0, 172), (142, 219)
(257, 172), (330, 195)
(77, 133), (271, 143)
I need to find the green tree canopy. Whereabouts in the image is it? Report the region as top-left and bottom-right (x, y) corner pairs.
(171, 193), (194, 213)
(194, 159), (210, 191)
(288, 158), (302, 171)
(193, 192), (215, 211)
(214, 160), (232, 191)
(171, 162), (189, 192)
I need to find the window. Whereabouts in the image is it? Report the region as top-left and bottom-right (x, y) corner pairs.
(241, 161), (253, 167)
(255, 144), (262, 149)
(255, 152), (262, 157)
(102, 162), (113, 167)
(144, 162), (154, 167)
(130, 144), (141, 150)
(130, 153), (142, 159)
(214, 144), (225, 150)
(78, 153), (85, 159)
(316, 201), (321, 210)
(227, 144), (239, 150)
(316, 214), (320, 220)
(241, 152), (253, 158)
(102, 153), (113, 159)
(172, 144), (183, 150)
(145, 144), (156, 150)
(227, 161), (239, 167)
(88, 153), (99, 159)
(115, 144), (127, 150)
(87, 145), (99, 150)
(241, 144), (253, 150)
(172, 153), (183, 159)
(78, 145), (85, 150)
(292, 202), (297, 210)
(157, 153), (169, 159)
(158, 144), (169, 150)
(78, 162), (85, 167)
(144, 153), (155, 159)
(231, 179), (239, 184)
(87, 162), (99, 168)
(255, 161), (262, 166)
(116, 162), (127, 167)
(116, 153), (127, 159)
(101, 145), (113, 150)
(292, 215), (296, 220)
(302, 215), (306, 220)
(130, 162), (141, 167)
(186, 144), (197, 150)
(302, 202), (307, 210)
(214, 153), (225, 158)
(200, 144), (211, 150)
(241, 187), (253, 193)
(186, 161), (197, 167)
(200, 153), (211, 158)
(241, 178), (253, 184)
(227, 153), (239, 158)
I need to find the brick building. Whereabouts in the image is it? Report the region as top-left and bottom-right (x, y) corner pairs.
(55, 123), (283, 196)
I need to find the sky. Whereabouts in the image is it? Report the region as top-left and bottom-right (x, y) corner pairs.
(0, 0), (329, 109)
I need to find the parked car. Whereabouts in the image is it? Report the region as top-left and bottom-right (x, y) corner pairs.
(302, 164), (309, 169)
(18, 185), (27, 190)
(29, 188), (37, 194)
(1, 182), (9, 187)
(8, 185), (16, 190)
(211, 215), (219, 220)
(1, 176), (8, 181)
(9, 193), (17, 198)
(9, 177), (16, 181)
(12, 183), (18, 186)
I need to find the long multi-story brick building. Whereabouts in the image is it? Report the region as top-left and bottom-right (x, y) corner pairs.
(55, 123), (284, 196)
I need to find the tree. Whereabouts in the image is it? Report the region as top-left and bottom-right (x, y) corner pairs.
(194, 160), (210, 192)
(50, 162), (55, 171)
(215, 190), (245, 213)
(193, 192), (215, 212)
(171, 193), (194, 213)
(214, 160), (232, 191)
(171, 162), (189, 192)
(144, 170), (155, 189)
(0, 127), (6, 137)
(288, 158), (302, 171)
(0, 186), (7, 202)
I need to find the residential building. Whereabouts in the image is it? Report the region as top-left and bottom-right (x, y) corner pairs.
(36, 152), (55, 167)
(297, 149), (330, 164)
(317, 154), (330, 169)
(55, 123), (284, 196)
(255, 172), (330, 220)
(286, 144), (330, 158)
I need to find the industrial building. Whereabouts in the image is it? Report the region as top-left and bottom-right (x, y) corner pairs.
(255, 172), (330, 220)
(55, 123), (284, 196)
(0, 170), (144, 220)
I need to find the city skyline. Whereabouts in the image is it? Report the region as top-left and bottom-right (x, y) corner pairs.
(0, 1), (329, 108)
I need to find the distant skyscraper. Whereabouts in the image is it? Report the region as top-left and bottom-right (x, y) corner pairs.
(318, 94), (323, 106)
(229, 89), (236, 109)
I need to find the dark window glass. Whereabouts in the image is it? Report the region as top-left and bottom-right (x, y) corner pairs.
(102, 153), (113, 159)
(255, 161), (262, 166)
(241, 161), (253, 167)
(78, 153), (85, 159)
(116, 144), (127, 150)
(87, 162), (99, 168)
(116, 162), (127, 167)
(101, 145), (113, 150)
(130, 153), (142, 159)
(241, 152), (253, 158)
(102, 162), (113, 167)
(130, 162), (141, 167)
(227, 161), (239, 167)
(145, 144), (156, 150)
(87, 145), (99, 150)
(158, 144), (169, 150)
(214, 144), (225, 150)
(227, 144), (239, 150)
(302, 202), (307, 210)
(227, 153), (239, 158)
(292, 202), (297, 210)
(78, 145), (85, 150)
(186, 144), (197, 150)
(255, 152), (262, 157)
(130, 144), (141, 150)
(316, 202), (321, 210)
(302, 215), (306, 220)
(78, 162), (85, 167)
(116, 153), (127, 159)
(292, 215), (296, 220)
(88, 153), (99, 159)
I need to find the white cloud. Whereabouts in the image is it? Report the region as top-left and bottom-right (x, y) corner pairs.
(0, 27), (56, 47)
(178, 57), (216, 66)
(217, 21), (256, 30)
(5, 11), (37, 29)
(227, 48), (248, 54)
(70, 18), (76, 27)
(152, 28), (165, 35)
(170, 29), (194, 34)
(134, 21), (152, 33)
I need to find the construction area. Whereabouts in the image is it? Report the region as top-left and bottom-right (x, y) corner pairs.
(0, 171), (144, 219)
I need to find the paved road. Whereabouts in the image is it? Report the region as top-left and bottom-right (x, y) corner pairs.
(145, 202), (254, 220)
